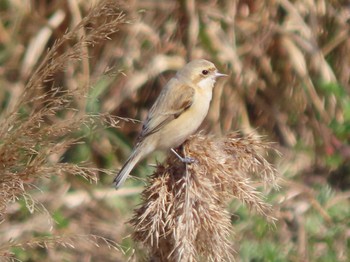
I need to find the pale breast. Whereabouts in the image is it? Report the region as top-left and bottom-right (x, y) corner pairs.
(156, 88), (212, 149)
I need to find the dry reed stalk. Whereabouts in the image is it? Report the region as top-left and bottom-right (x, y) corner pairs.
(131, 132), (279, 261)
(0, 234), (121, 261)
(0, 0), (125, 224)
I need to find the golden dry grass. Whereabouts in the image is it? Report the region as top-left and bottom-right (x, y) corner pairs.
(131, 133), (279, 261)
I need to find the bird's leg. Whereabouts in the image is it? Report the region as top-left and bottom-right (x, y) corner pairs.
(171, 147), (196, 164)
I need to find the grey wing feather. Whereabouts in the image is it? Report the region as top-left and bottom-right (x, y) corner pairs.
(138, 78), (195, 140)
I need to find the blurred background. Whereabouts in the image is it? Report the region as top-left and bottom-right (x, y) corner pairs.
(0, 0), (349, 261)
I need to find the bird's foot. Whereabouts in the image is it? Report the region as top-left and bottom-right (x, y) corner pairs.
(171, 148), (197, 164)
(181, 156), (196, 163)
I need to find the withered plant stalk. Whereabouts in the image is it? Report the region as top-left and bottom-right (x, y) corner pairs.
(0, 0), (125, 247)
(131, 132), (279, 262)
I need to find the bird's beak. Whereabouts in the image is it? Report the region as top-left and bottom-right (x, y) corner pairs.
(215, 72), (228, 78)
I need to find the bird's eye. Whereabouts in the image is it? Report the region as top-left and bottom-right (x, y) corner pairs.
(202, 70), (209, 75)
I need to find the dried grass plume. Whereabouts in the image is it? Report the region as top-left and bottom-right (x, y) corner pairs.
(0, 1), (126, 258)
(130, 132), (279, 261)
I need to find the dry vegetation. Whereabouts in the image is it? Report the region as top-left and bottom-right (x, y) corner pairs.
(131, 133), (279, 261)
(0, 0), (349, 261)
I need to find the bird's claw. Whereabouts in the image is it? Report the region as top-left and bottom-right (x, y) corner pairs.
(181, 156), (197, 164)
(171, 148), (197, 164)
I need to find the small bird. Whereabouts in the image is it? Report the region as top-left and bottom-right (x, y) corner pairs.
(114, 59), (227, 188)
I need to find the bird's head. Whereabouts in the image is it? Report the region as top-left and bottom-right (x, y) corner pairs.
(177, 59), (227, 89)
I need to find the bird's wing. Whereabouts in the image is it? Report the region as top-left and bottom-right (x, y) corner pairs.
(138, 78), (195, 140)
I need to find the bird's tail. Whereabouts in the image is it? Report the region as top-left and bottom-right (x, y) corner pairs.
(114, 145), (144, 189)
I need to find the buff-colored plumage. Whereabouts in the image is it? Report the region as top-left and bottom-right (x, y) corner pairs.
(114, 59), (226, 188)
